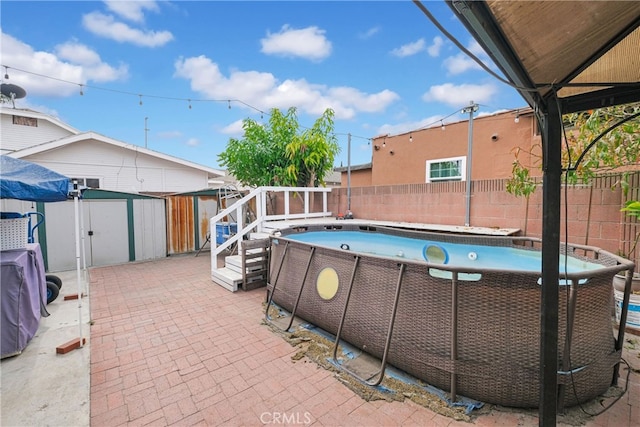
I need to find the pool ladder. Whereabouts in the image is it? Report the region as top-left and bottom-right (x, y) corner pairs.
(264, 243), (464, 402)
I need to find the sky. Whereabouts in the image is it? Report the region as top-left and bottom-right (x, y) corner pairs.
(1, 0), (529, 171)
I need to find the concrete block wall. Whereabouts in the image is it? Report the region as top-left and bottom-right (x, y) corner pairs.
(328, 172), (639, 266)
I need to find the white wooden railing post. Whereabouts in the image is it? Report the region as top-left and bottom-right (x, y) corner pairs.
(211, 186), (333, 277)
(257, 188), (265, 233)
(284, 190), (290, 216)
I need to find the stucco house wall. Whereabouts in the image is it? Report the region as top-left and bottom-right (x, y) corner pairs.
(368, 109), (541, 186)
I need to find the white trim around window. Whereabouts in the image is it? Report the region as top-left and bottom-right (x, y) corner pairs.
(425, 156), (466, 183)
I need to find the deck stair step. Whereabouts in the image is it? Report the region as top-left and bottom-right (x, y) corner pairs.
(213, 238), (271, 292)
(211, 267), (243, 292)
(249, 232), (270, 240)
(225, 254), (264, 275)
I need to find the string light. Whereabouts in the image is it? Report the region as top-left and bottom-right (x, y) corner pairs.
(4, 64), (511, 150)
(4, 66), (9, 79)
(382, 137), (386, 147)
(514, 111), (520, 123)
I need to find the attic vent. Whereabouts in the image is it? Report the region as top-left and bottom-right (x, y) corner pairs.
(12, 115), (37, 127)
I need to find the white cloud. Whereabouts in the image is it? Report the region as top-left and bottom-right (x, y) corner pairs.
(220, 119), (245, 136)
(377, 114), (447, 136)
(443, 54), (481, 75)
(422, 83), (497, 107)
(359, 26), (380, 40)
(174, 55), (399, 120)
(390, 38), (425, 58)
(54, 41), (128, 82)
(103, 0), (160, 23)
(468, 39), (487, 57)
(261, 25), (332, 61)
(156, 130), (183, 139)
(427, 36), (444, 57)
(185, 137), (199, 147)
(82, 11), (173, 47)
(442, 38), (492, 75)
(1, 31), (128, 97)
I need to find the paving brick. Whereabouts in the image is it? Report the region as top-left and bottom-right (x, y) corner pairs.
(90, 254), (640, 427)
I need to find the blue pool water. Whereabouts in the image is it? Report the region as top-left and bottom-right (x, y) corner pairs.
(284, 230), (602, 273)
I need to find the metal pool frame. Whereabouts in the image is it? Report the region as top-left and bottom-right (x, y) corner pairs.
(265, 223), (635, 408)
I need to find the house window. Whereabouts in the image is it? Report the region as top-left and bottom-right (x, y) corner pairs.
(426, 157), (466, 182)
(71, 178), (100, 189)
(13, 115), (37, 127)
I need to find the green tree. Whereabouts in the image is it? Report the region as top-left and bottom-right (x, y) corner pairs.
(506, 102), (640, 260)
(218, 107), (339, 188)
(506, 102), (640, 196)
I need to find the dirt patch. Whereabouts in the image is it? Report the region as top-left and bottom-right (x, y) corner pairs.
(266, 324), (472, 422)
(263, 305), (637, 425)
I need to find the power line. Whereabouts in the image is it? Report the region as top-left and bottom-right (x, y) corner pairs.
(1, 64), (500, 144)
(1, 64), (267, 116)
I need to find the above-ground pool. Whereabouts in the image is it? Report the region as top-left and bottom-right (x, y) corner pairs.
(266, 223), (634, 408)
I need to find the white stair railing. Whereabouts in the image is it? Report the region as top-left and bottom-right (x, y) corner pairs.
(210, 186), (332, 271)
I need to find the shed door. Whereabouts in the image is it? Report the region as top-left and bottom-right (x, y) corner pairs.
(86, 200), (129, 266)
(44, 200), (129, 271)
(43, 201), (85, 272)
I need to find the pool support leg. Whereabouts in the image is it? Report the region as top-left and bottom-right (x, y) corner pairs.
(333, 262), (406, 387)
(451, 272), (459, 403)
(265, 241), (289, 319)
(265, 246), (315, 333)
(331, 255), (361, 362)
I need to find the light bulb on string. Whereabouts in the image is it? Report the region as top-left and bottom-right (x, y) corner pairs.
(139, 95), (143, 106)
(514, 112), (520, 123)
(409, 133), (413, 143)
(228, 100), (231, 109)
(441, 121), (446, 131)
(4, 66), (9, 80)
(188, 99), (192, 109)
(382, 138), (386, 148)
(79, 84), (84, 96)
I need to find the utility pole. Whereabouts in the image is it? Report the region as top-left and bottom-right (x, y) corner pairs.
(144, 117), (149, 148)
(462, 101), (479, 227)
(347, 133), (352, 211)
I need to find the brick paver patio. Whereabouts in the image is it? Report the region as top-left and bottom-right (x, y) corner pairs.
(89, 254), (639, 426)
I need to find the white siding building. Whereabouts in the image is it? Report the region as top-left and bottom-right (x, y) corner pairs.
(1, 107), (225, 193)
(1, 107), (228, 271)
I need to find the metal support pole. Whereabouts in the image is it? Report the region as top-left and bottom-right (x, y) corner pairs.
(539, 99), (562, 427)
(347, 133), (352, 211)
(462, 101), (478, 226)
(72, 180), (83, 348)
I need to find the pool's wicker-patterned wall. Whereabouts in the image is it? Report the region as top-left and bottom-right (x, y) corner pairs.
(268, 226), (629, 408)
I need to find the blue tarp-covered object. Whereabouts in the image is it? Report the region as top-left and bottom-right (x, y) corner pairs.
(0, 156), (70, 202)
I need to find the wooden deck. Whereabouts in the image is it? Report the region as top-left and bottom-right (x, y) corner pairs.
(261, 216), (521, 236)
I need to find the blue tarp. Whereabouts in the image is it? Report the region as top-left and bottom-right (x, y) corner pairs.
(0, 156), (70, 202)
